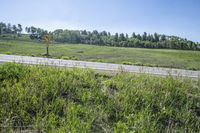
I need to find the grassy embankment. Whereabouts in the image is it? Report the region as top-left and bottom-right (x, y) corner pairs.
(0, 40), (200, 70)
(0, 63), (200, 132)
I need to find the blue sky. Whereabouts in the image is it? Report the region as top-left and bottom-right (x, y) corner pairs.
(0, 0), (200, 42)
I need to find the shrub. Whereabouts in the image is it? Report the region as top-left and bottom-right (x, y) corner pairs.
(4, 52), (12, 55)
(122, 61), (133, 65)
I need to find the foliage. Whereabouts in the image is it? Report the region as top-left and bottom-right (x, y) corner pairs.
(0, 63), (200, 132)
(1, 21), (199, 50)
(52, 30), (200, 50)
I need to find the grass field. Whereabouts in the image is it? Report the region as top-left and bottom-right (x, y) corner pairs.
(0, 63), (200, 132)
(0, 40), (200, 70)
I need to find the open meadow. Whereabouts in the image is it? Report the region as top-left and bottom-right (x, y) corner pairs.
(0, 40), (200, 70)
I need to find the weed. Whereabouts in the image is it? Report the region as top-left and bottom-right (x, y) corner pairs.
(0, 63), (200, 132)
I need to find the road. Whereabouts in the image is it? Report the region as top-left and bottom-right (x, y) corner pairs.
(0, 54), (199, 79)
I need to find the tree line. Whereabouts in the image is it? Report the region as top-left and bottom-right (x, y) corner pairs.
(0, 22), (22, 36)
(52, 29), (200, 50)
(0, 22), (199, 50)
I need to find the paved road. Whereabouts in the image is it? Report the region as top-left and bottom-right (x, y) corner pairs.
(0, 54), (199, 79)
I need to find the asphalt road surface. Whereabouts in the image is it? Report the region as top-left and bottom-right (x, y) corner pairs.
(0, 54), (199, 79)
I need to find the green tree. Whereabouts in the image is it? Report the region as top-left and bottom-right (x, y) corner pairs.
(30, 26), (37, 34)
(81, 30), (87, 35)
(137, 34), (142, 40)
(0, 22), (6, 34)
(6, 23), (12, 34)
(125, 33), (129, 40)
(142, 32), (147, 41)
(114, 33), (119, 42)
(12, 25), (18, 34)
(25, 27), (31, 33)
(154, 33), (159, 42)
(101, 31), (108, 36)
(17, 24), (23, 35)
(132, 32), (136, 38)
(160, 35), (166, 41)
(119, 33), (126, 41)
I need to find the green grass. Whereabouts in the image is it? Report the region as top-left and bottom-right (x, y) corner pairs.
(0, 40), (200, 70)
(0, 63), (200, 132)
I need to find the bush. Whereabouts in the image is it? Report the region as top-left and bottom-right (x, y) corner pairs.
(133, 62), (143, 66)
(61, 56), (70, 60)
(61, 56), (79, 60)
(122, 61), (134, 65)
(4, 52), (12, 55)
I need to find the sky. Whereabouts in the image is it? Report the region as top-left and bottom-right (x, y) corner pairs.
(0, 0), (200, 42)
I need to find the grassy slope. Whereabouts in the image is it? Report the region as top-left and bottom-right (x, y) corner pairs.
(0, 40), (200, 70)
(0, 63), (200, 132)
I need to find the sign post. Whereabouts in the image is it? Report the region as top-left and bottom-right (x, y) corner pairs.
(44, 33), (50, 56)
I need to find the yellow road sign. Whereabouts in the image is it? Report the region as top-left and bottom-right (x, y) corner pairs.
(44, 33), (50, 55)
(45, 34), (49, 47)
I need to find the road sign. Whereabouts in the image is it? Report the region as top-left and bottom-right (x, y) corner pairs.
(44, 34), (49, 55)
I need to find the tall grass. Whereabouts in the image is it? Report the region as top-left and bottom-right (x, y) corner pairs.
(0, 63), (200, 132)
